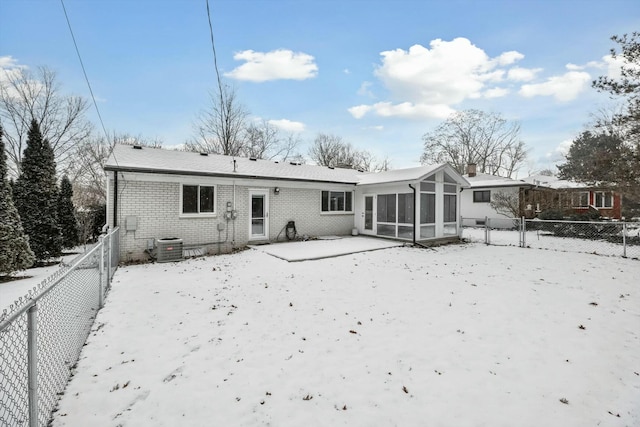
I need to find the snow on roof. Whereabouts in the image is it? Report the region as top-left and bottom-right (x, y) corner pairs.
(521, 174), (588, 189)
(105, 144), (366, 184)
(357, 164), (468, 186)
(105, 145), (469, 186)
(463, 172), (531, 189)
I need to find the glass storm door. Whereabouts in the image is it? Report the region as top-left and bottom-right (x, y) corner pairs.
(250, 190), (269, 239)
(364, 195), (374, 231)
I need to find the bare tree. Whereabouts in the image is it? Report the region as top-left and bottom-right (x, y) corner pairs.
(243, 120), (301, 161)
(188, 84), (248, 156)
(308, 133), (364, 168)
(308, 133), (345, 167)
(489, 191), (521, 218)
(420, 110), (527, 178)
(69, 132), (163, 208)
(309, 133), (390, 171)
(0, 66), (92, 176)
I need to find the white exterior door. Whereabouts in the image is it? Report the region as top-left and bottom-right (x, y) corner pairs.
(362, 195), (376, 235)
(249, 190), (269, 240)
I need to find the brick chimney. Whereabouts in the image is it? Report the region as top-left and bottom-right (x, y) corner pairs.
(467, 163), (477, 177)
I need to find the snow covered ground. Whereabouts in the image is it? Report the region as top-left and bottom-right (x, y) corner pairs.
(0, 248), (88, 315)
(52, 242), (639, 427)
(462, 227), (640, 259)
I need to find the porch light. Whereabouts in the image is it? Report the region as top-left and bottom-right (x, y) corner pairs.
(274, 187), (280, 195)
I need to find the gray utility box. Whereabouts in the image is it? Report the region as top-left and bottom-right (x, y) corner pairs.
(156, 238), (183, 263)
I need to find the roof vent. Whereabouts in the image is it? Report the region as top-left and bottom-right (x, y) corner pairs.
(132, 145), (143, 150)
(328, 166), (335, 170)
(290, 161), (299, 166)
(200, 152), (208, 156)
(249, 157), (257, 161)
(274, 161), (279, 164)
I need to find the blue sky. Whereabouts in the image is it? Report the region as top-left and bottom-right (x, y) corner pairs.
(1, 0), (638, 174)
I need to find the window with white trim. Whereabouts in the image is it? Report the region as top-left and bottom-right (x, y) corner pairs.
(594, 191), (612, 208)
(321, 191), (353, 212)
(473, 190), (491, 203)
(573, 192), (589, 207)
(182, 184), (216, 215)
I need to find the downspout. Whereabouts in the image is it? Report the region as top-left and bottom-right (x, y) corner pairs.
(113, 172), (118, 227)
(408, 183), (417, 245)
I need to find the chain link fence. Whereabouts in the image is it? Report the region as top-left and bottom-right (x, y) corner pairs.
(461, 218), (640, 259)
(0, 228), (120, 427)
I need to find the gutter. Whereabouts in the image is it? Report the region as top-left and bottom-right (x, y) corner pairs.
(113, 172), (118, 227)
(408, 183), (417, 245)
(103, 165), (360, 186)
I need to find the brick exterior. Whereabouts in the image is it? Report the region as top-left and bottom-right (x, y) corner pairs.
(108, 173), (354, 261)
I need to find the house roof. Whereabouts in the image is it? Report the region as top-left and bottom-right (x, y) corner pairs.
(105, 144), (366, 184)
(105, 144), (470, 187)
(462, 172), (532, 189)
(521, 174), (588, 189)
(358, 164), (470, 187)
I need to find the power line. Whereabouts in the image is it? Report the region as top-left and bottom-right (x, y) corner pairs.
(60, 0), (109, 142)
(206, 0), (226, 114)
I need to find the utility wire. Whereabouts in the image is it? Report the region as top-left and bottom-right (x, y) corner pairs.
(60, 0), (110, 143)
(206, 0), (226, 124)
(60, 0), (123, 229)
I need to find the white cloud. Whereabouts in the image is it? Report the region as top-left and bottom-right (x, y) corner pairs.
(349, 101), (454, 120)
(357, 81), (374, 98)
(343, 68), (350, 74)
(507, 66), (543, 82)
(493, 51), (525, 66)
(567, 55), (638, 81)
(349, 37), (525, 119)
(347, 104), (373, 119)
(0, 55), (26, 84)
(483, 87), (509, 98)
(225, 49), (318, 82)
(268, 119), (305, 132)
(0, 55), (20, 68)
(519, 70), (591, 101)
(546, 139), (572, 162)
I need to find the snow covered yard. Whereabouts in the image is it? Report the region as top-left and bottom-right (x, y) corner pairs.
(0, 248), (87, 314)
(52, 243), (639, 427)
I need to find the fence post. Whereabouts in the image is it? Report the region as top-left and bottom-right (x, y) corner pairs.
(107, 232), (112, 285)
(521, 216), (526, 248)
(622, 222), (627, 258)
(487, 217), (491, 245)
(27, 304), (38, 427)
(98, 236), (105, 309)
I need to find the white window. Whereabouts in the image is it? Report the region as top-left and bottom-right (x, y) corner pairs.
(573, 192), (589, 207)
(594, 192), (612, 208)
(321, 191), (353, 213)
(473, 190), (491, 203)
(181, 184), (216, 216)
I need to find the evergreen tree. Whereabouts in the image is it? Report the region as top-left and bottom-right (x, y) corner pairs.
(57, 175), (79, 249)
(557, 131), (628, 184)
(0, 125), (35, 275)
(14, 120), (62, 263)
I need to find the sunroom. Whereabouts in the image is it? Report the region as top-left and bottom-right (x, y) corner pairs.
(354, 164), (469, 243)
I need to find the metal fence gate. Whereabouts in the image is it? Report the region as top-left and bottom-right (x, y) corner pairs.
(0, 228), (120, 427)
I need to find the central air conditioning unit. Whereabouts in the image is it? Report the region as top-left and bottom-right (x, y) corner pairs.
(156, 238), (183, 263)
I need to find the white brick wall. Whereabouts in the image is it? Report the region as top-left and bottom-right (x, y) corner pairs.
(108, 173), (355, 261)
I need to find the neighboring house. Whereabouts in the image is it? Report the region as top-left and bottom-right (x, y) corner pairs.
(521, 174), (622, 219)
(104, 144), (470, 261)
(460, 164), (533, 228)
